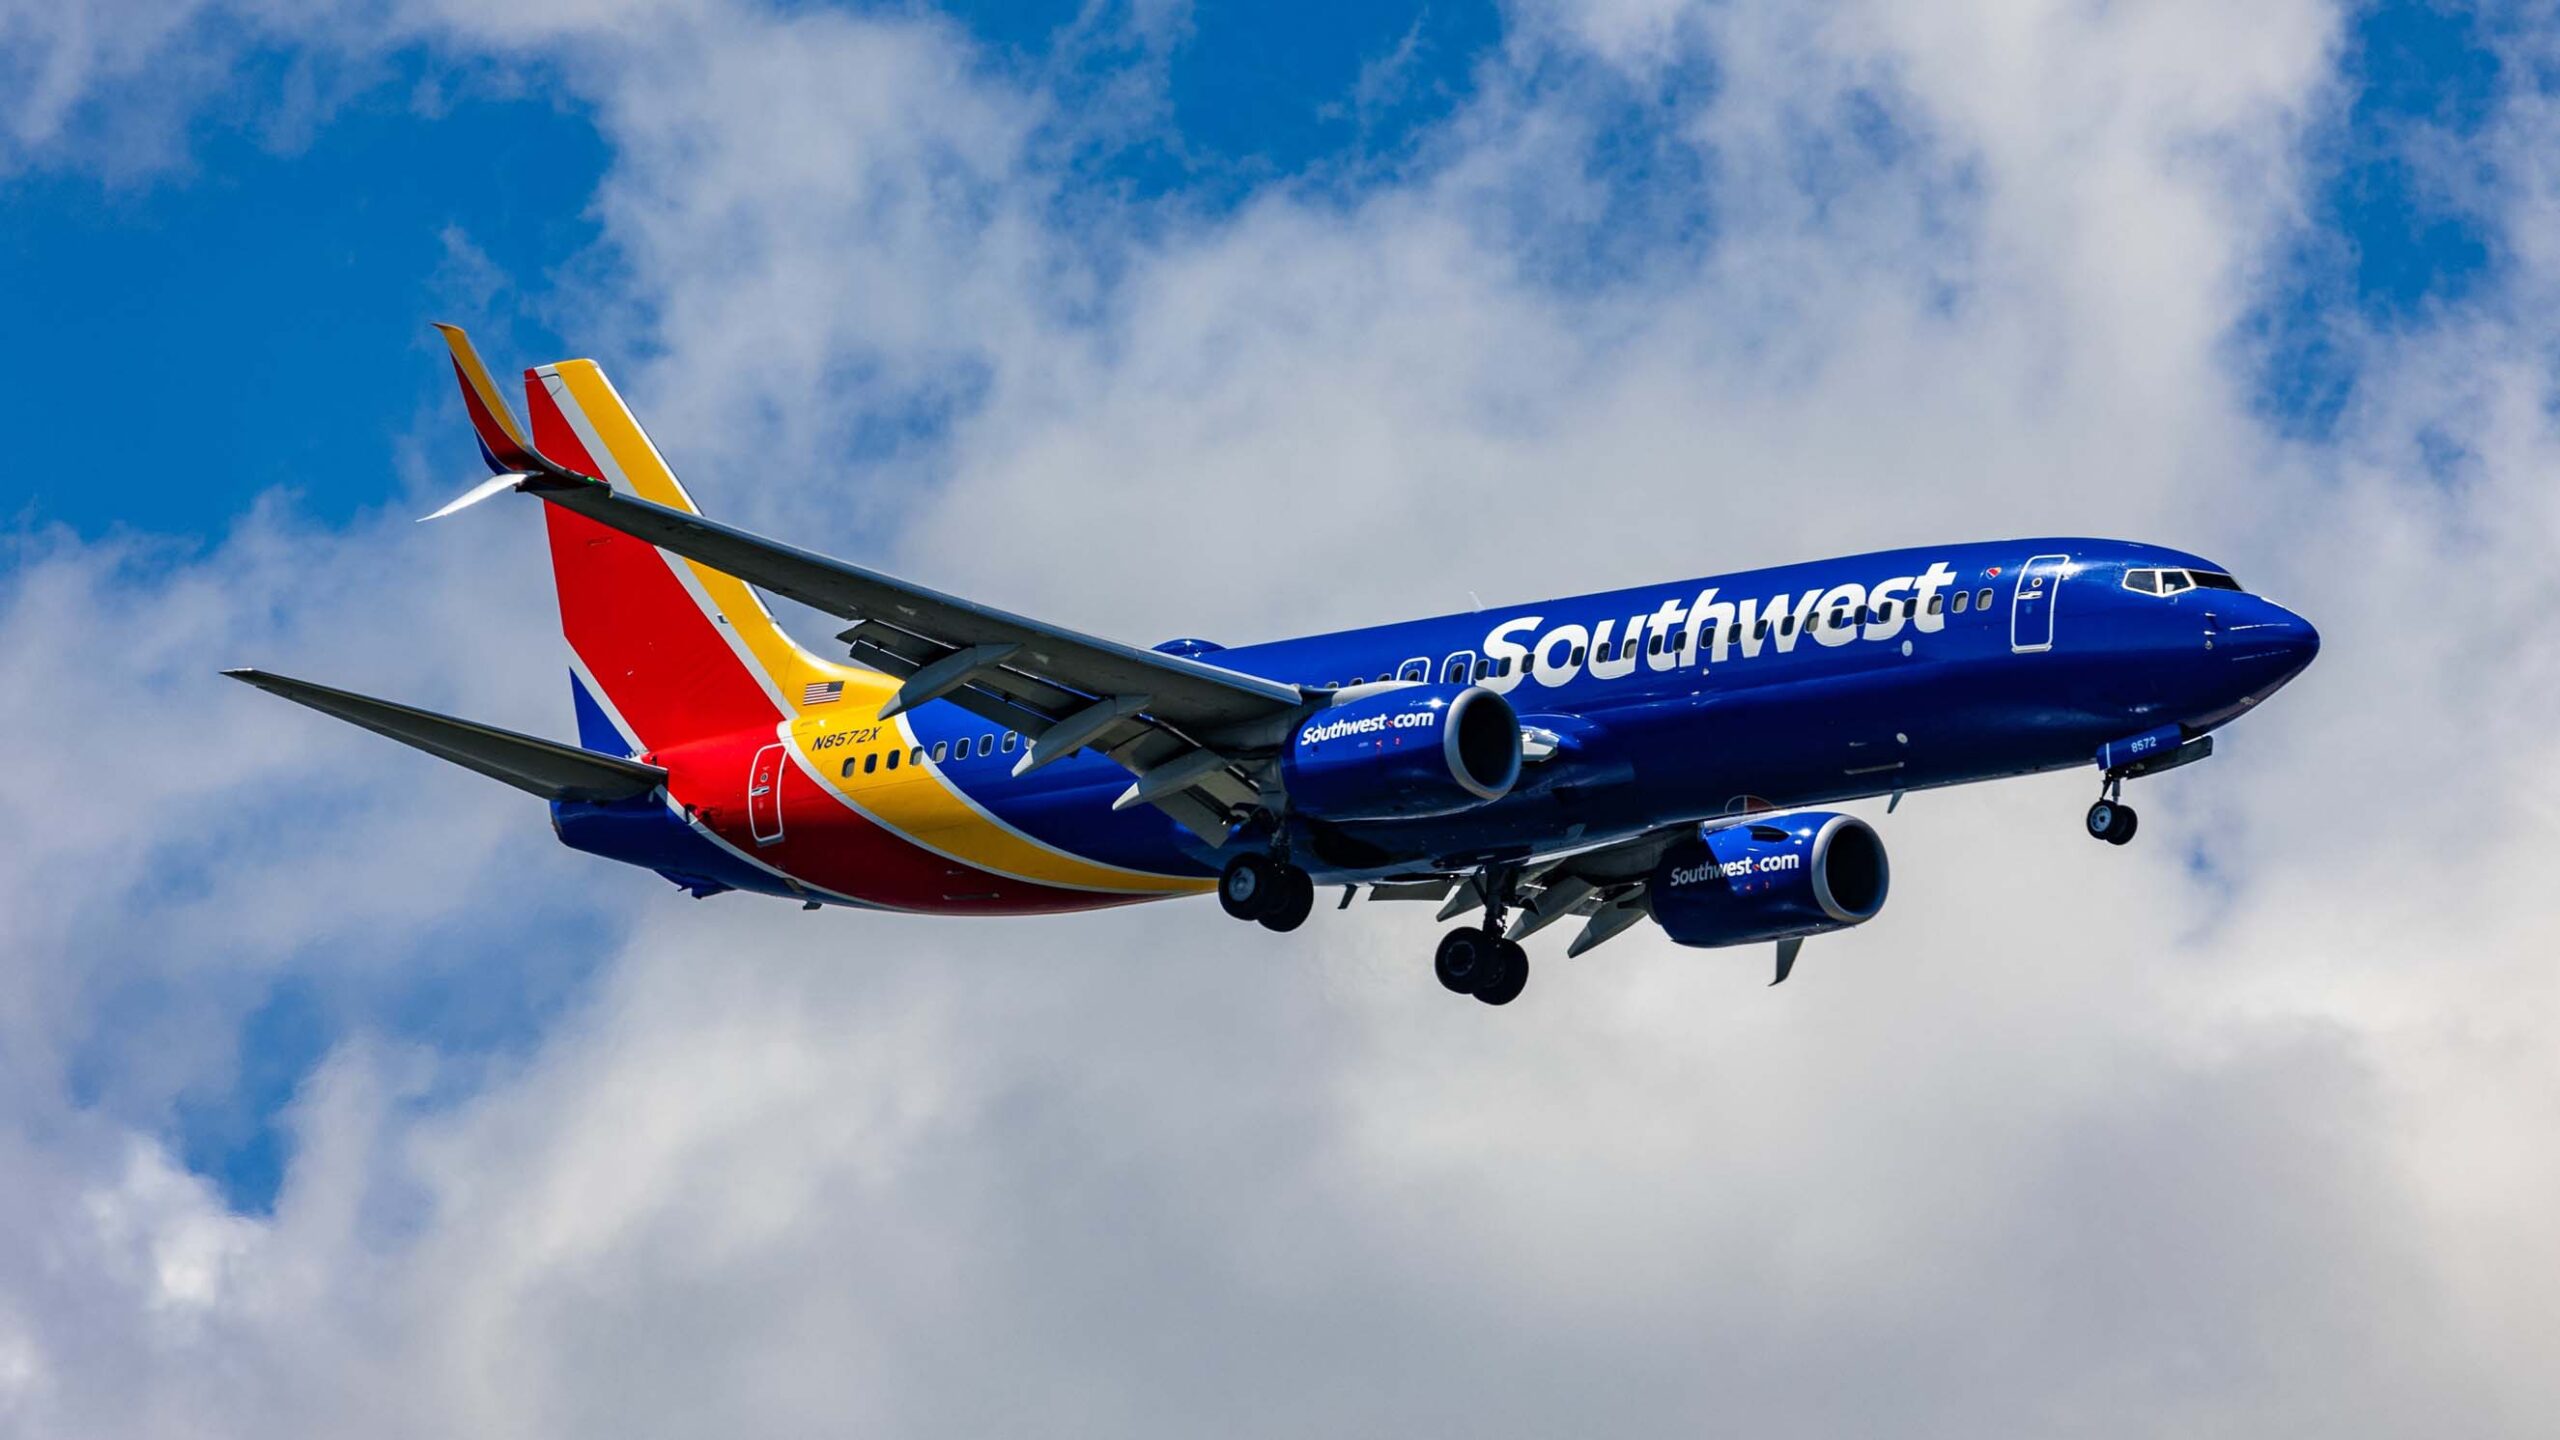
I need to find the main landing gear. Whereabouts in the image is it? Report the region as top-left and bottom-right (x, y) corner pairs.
(2086, 776), (2138, 846)
(1218, 847), (1530, 1007)
(1219, 852), (1316, 932)
(1434, 926), (1529, 1006)
(1431, 867), (1529, 1006)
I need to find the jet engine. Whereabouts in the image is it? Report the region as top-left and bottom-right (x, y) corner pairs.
(1281, 684), (1521, 822)
(1647, 811), (1889, 948)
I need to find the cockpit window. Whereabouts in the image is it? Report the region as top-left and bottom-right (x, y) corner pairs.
(2126, 565), (2243, 596)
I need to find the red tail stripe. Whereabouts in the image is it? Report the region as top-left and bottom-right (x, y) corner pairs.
(523, 373), (782, 749)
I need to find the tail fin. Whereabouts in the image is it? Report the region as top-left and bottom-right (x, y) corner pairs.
(431, 327), (873, 755)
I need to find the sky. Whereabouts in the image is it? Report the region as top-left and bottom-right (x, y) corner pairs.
(2, 1), (2557, 1435)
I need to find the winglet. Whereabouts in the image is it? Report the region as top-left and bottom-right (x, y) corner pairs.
(432, 323), (553, 476)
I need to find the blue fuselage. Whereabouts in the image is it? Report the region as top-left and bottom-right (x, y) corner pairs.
(877, 537), (2319, 884)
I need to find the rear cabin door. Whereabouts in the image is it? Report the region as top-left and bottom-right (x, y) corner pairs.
(2010, 553), (2070, 654)
(747, 742), (786, 845)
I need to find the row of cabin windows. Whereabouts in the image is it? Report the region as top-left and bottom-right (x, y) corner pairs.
(1323, 587), (2008, 686)
(840, 728), (1019, 778)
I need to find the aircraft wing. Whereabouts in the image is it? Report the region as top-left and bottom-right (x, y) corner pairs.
(533, 477), (1304, 732)
(526, 477), (1307, 840)
(425, 325), (1314, 844)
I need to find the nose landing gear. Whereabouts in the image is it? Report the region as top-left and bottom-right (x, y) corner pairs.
(2086, 797), (2138, 845)
(2086, 774), (2138, 846)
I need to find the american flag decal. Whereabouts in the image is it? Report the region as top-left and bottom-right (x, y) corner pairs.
(801, 680), (845, 706)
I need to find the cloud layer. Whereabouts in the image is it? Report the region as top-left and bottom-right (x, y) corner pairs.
(6, 1), (2559, 1434)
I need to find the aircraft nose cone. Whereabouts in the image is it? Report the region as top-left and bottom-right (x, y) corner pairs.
(2220, 601), (2319, 693)
(2276, 608), (2320, 666)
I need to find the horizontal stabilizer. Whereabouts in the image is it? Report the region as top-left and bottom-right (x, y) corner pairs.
(226, 668), (667, 803)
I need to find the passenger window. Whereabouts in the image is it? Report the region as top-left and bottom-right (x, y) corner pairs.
(1781, 615), (1795, 636)
(864, 752), (878, 774)
(1952, 590), (1970, 614)
(886, 749), (901, 771)
(840, 758), (857, 778)
(1002, 731), (1018, 753)
(978, 735), (994, 757)
(1754, 620), (1769, 639)
(1570, 645), (1586, 666)
(1927, 595), (1944, 615)
(1977, 587), (1993, 608)
(931, 741), (948, 763)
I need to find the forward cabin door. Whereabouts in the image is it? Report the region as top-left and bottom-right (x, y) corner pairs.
(747, 742), (786, 846)
(2010, 553), (2070, 654)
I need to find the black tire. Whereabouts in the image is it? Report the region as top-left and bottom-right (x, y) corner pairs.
(2086, 800), (2118, 841)
(2105, 804), (2139, 846)
(1258, 865), (1316, 932)
(1435, 928), (1493, 993)
(1219, 853), (1276, 921)
(1473, 940), (1530, 1006)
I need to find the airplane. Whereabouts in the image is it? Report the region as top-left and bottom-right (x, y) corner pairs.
(230, 327), (2321, 1006)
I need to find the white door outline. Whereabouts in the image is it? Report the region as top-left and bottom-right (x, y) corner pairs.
(1440, 649), (1478, 685)
(1397, 655), (1432, 683)
(748, 742), (786, 845)
(2010, 553), (2069, 654)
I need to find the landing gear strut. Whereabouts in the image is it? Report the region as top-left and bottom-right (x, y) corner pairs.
(2086, 776), (2138, 846)
(1219, 851), (1316, 932)
(1434, 867), (1530, 1005)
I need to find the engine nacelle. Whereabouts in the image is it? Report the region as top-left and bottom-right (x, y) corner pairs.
(1282, 685), (1521, 822)
(1647, 811), (1889, 949)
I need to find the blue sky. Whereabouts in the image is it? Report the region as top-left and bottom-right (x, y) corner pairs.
(0, 0), (2513, 1220)
(4, 3), (1504, 540)
(1, 1), (2502, 542)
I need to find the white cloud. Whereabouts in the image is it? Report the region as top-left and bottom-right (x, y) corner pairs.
(4, 0), (2560, 1434)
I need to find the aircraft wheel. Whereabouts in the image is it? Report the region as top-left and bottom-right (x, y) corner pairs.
(1219, 853), (1276, 921)
(2086, 799), (2139, 845)
(2086, 800), (2119, 842)
(1435, 928), (1495, 993)
(1257, 865), (1316, 932)
(2104, 803), (2139, 846)
(1473, 940), (1530, 1006)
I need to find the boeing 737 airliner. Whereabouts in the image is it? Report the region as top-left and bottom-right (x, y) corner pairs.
(232, 328), (2320, 1005)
